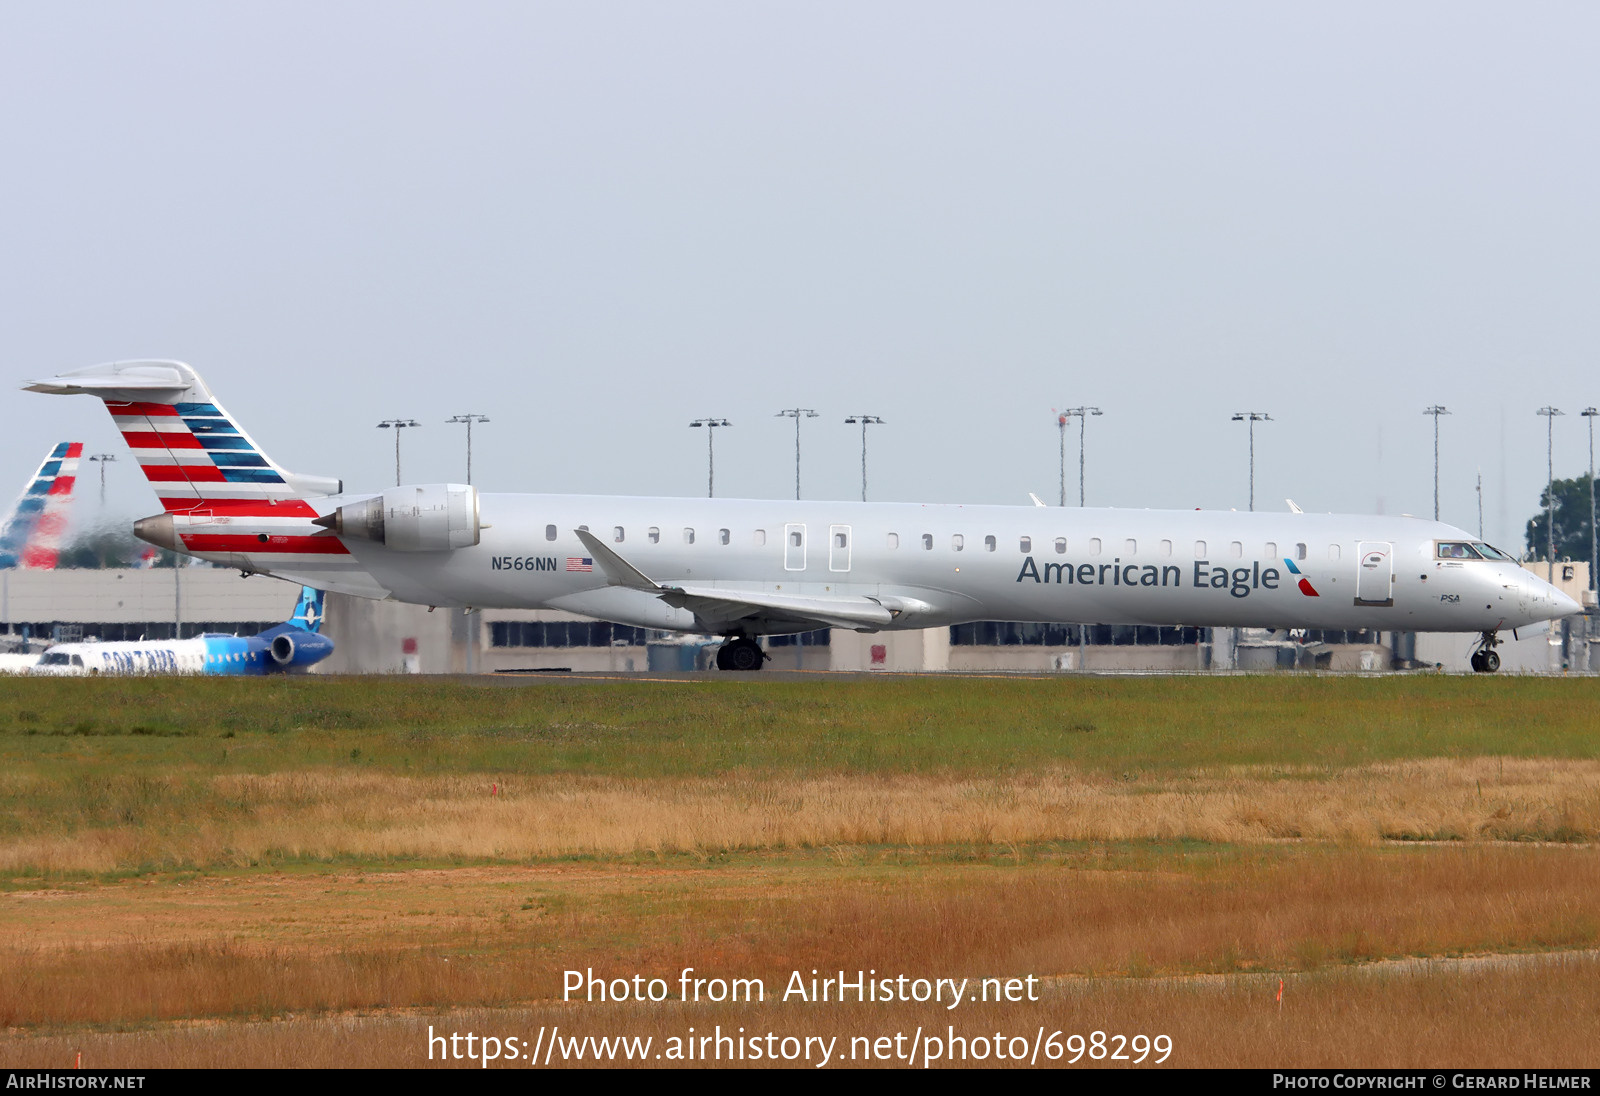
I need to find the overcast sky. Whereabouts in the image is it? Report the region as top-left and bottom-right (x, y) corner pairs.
(3, 2), (1598, 551)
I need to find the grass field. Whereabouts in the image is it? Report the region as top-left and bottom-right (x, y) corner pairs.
(1, 674), (1597, 1068)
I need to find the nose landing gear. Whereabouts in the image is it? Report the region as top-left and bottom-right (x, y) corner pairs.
(1469, 631), (1501, 673)
(715, 636), (767, 672)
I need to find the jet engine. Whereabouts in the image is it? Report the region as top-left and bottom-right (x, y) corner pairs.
(268, 630), (334, 669)
(313, 484), (481, 552)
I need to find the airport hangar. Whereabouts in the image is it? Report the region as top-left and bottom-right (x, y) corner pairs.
(2, 563), (1595, 674)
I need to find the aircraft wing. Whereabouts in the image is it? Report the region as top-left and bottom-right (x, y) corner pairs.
(573, 528), (894, 631)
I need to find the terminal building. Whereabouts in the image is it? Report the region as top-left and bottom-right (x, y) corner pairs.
(3, 562), (1596, 674)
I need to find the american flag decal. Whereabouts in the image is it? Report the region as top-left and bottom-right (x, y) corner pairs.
(566, 557), (593, 572)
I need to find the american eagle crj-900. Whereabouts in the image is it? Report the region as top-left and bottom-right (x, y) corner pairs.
(27, 360), (1581, 672)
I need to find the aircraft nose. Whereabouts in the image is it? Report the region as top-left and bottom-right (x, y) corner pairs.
(1552, 588), (1585, 618)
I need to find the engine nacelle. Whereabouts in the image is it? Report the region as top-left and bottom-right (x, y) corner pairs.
(268, 630), (334, 669)
(314, 484), (480, 552)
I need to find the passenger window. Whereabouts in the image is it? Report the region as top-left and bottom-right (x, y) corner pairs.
(649, 527), (660, 544)
(984, 535), (996, 552)
(613, 526), (625, 543)
(1264, 541), (1276, 558)
(1229, 541), (1243, 558)
(1329, 544), (1341, 560)
(754, 529), (766, 547)
(952, 535), (964, 551)
(683, 528), (694, 544)
(545, 524), (557, 541)
(1195, 540), (1206, 556)
(887, 532), (899, 548)
(719, 528), (730, 545)
(922, 534), (933, 550)
(1054, 538), (1067, 554)
(1019, 536), (1031, 553)
(1160, 539), (1172, 557)
(1295, 543), (1307, 560)
(791, 531), (804, 548)
(834, 532), (847, 549)
(1124, 538), (1137, 555)
(1089, 538), (1102, 555)
(577, 524), (589, 533)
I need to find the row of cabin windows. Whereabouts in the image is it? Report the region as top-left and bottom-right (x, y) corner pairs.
(541, 522), (1338, 562)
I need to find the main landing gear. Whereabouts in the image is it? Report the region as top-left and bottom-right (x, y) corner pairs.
(715, 636), (767, 672)
(1470, 631), (1502, 674)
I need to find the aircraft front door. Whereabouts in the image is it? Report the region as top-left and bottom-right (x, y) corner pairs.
(829, 525), (851, 572)
(1355, 541), (1394, 607)
(784, 523), (806, 571)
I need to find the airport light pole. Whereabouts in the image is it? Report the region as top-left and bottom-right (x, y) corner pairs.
(1583, 407), (1598, 596)
(843, 415), (884, 502)
(376, 419), (421, 486)
(88, 453), (117, 505)
(1232, 412), (1272, 512)
(445, 413), (489, 485)
(1057, 406), (1102, 506)
(1424, 405), (1450, 521)
(1476, 470), (1484, 540)
(689, 418), (731, 498)
(1537, 406), (1563, 582)
(775, 408), (818, 500)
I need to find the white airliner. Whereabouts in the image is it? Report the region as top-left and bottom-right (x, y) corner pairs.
(27, 361), (1582, 673)
(29, 586), (332, 676)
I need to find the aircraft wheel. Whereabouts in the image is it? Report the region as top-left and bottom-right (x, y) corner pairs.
(723, 638), (765, 672)
(1483, 650), (1500, 673)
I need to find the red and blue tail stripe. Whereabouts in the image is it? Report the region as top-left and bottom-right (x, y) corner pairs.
(0, 442), (82, 570)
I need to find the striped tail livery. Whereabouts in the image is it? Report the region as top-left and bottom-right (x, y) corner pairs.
(25, 361), (388, 598)
(0, 441), (83, 570)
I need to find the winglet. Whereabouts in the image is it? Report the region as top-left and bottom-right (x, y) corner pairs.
(573, 529), (659, 591)
(1286, 499), (1304, 514)
(1028, 492), (1047, 508)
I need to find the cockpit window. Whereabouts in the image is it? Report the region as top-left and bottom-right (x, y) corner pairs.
(1475, 542), (1515, 561)
(1437, 542), (1483, 560)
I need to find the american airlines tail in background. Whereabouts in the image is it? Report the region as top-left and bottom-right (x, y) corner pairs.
(26, 360), (1584, 673)
(0, 441), (82, 570)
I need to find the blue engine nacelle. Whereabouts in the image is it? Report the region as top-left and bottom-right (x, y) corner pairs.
(267, 629), (334, 670)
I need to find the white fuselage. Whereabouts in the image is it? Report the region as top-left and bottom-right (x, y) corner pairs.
(250, 494), (1574, 636)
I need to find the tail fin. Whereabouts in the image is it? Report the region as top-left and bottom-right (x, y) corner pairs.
(0, 442), (82, 570)
(288, 586), (326, 633)
(27, 361), (388, 599)
(26, 361), (339, 510)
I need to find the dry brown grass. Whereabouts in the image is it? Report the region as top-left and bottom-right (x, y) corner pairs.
(3, 954), (1597, 1068)
(2, 846), (1596, 1029)
(5, 757), (1598, 875)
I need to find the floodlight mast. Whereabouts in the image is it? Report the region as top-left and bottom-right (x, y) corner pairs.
(1231, 412), (1272, 512)
(689, 418), (731, 497)
(1424, 406), (1450, 521)
(88, 453), (117, 505)
(775, 408), (819, 500)
(376, 419), (421, 486)
(1584, 407), (1598, 596)
(1537, 406), (1564, 583)
(843, 415), (884, 501)
(445, 413), (490, 485)
(1056, 407), (1102, 506)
